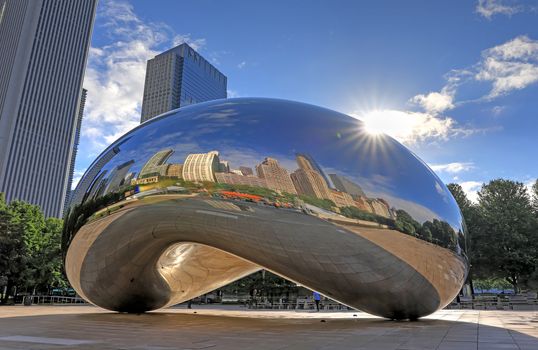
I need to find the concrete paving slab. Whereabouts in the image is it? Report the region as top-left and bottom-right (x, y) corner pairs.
(0, 306), (536, 349)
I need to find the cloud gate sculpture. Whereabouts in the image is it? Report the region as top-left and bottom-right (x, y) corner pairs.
(63, 98), (468, 320)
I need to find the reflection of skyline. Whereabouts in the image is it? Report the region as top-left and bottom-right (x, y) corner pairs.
(128, 147), (395, 220)
(72, 99), (460, 230)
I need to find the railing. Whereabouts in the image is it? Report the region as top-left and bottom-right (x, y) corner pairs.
(21, 295), (88, 305)
(247, 299), (351, 311)
(446, 294), (538, 310)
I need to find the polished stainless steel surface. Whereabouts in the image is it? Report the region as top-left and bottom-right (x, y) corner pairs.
(63, 98), (468, 319)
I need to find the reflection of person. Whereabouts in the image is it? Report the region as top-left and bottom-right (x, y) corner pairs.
(313, 291), (321, 311)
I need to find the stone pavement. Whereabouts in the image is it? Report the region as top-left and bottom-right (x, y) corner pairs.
(0, 305), (537, 349)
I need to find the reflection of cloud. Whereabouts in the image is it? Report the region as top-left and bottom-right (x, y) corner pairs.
(435, 181), (450, 203)
(216, 145), (298, 174)
(367, 191), (443, 224)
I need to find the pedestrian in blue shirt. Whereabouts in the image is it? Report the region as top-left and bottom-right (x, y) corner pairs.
(313, 291), (321, 312)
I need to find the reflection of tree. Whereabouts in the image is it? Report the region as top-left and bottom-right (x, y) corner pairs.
(340, 206), (393, 226)
(394, 209), (421, 236)
(299, 195), (335, 211)
(421, 219), (457, 251)
(61, 192), (123, 261)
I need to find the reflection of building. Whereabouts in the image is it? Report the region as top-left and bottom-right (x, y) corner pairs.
(296, 154), (334, 189)
(219, 161), (230, 173)
(182, 151), (220, 182)
(103, 160), (135, 195)
(131, 176), (159, 185)
(86, 171), (107, 202)
(256, 158), (297, 194)
(0, 1), (97, 217)
(166, 164), (183, 178)
(330, 189), (355, 208)
(239, 166), (253, 176)
(369, 198), (392, 218)
(354, 196), (373, 213)
(140, 43), (227, 122)
(291, 168), (332, 200)
(139, 149), (173, 178)
(71, 138), (130, 207)
(329, 174), (366, 199)
(215, 172), (269, 188)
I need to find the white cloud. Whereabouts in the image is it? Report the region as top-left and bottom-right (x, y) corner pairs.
(476, 0), (521, 19)
(429, 162), (475, 174)
(409, 35), (538, 113)
(71, 169), (87, 190)
(353, 109), (465, 145)
(491, 105), (506, 116)
(459, 181), (483, 203)
(81, 0), (206, 154)
(524, 178), (537, 197)
(237, 61), (246, 69)
(172, 34), (206, 51)
(410, 90), (454, 114)
(476, 35), (538, 98)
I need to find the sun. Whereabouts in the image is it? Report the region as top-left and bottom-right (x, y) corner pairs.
(360, 110), (389, 135)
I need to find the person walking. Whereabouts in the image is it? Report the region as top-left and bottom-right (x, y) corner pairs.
(313, 291), (321, 312)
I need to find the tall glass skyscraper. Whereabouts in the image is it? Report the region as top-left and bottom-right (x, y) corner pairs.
(0, 0), (97, 217)
(140, 43), (227, 123)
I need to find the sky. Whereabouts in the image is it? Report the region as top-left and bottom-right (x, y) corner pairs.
(75, 0), (538, 202)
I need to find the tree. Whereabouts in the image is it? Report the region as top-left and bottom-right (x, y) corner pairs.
(447, 183), (485, 294)
(476, 179), (537, 293)
(0, 194), (68, 303)
(0, 194), (26, 303)
(532, 179), (538, 215)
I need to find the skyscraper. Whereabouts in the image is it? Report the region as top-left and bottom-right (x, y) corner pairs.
(140, 43), (227, 123)
(256, 158), (297, 194)
(0, 0), (97, 217)
(64, 88), (87, 215)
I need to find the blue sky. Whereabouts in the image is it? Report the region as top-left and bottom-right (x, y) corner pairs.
(76, 0), (538, 202)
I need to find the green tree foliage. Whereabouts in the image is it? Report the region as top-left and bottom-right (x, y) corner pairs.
(476, 179), (538, 293)
(532, 179), (538, 215)
(0, 194), (67, 303)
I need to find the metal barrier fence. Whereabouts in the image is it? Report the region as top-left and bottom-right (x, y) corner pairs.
(21, 295), (87, 305)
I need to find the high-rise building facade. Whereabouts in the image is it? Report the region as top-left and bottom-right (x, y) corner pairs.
(256, 157), (296, 194)
(140, 43), (227, 123)
(0, 0), (97, 217)
(64, 88), (87, 214)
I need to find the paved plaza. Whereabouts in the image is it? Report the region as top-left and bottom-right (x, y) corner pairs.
(0, 306), (537, 349)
